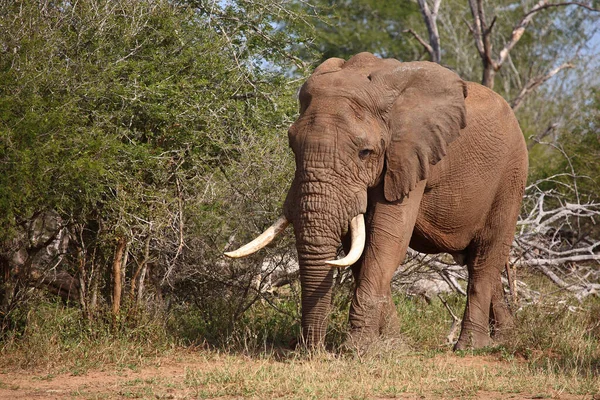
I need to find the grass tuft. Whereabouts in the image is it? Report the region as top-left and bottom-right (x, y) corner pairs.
(2, 284), (600, 397)
(0, 300), (174, 372)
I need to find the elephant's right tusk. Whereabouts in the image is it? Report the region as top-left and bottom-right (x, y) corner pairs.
(325, 214), (366, 267)
(224, 216), (290, 258)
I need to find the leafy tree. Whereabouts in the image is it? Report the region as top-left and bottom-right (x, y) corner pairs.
(558, 88), (600, 198)
(0, 0), (311, 340)
(291, 0), (421, 64)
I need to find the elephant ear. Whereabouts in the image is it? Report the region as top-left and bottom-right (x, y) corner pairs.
(377, 62), (468, 202)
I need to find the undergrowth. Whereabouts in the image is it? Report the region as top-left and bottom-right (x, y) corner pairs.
(0, 299), (174, 372)
(511, 300), (600, 376)
(2, 284), (600, 383)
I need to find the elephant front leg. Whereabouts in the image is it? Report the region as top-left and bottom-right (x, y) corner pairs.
(347, 182), (426, 347)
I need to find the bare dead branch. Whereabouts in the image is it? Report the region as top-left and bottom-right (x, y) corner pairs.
(400, 249), (467, 296)
(522, 2), (600, 18)
(403, 28), (434, 58)
(467, 0), (595, 88)
(512, 162), (600, 301)
(416, 0), (442, 63)
(496, 0), (548, 74)
(438, 293), (461, 344)
(511, 63), (574, 111)
(467, 0), (485, 57)
(527, 123), (559, 150)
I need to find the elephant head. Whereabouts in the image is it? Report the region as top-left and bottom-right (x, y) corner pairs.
(225, 52), (467, 346)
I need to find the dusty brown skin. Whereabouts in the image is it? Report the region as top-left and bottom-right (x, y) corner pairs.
(276, 53), (527, 349)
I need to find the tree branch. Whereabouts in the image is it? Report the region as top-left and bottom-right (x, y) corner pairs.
(511, 63), (574, 111)
(498, 1), (595, 79)
(522, 2), (600, 18)
(416, 0), (442, 63)
(467, 0), (485, 58)
(403, 28), (434, 58)
(468, 0), (595, 88)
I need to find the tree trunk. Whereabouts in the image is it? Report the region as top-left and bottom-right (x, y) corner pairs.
(482, 62), (495, 89)
(137, 262), (148, 305)
(111, 236), (127, 317)
(77, 248), (88, 316)
(130, 234), (150, 303)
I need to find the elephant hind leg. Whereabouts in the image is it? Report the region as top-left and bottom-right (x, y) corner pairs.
(455, 203), (521, 350)
(456, 254), (514, 350)
(489, 271), (514, 341)
(454, 258), (495, 350)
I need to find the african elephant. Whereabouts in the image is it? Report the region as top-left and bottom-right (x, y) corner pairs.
(225, 52), (528, 350)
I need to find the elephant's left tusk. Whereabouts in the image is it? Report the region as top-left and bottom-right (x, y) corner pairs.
(224, 216), (290, 258)
(325, 214), (366, 267)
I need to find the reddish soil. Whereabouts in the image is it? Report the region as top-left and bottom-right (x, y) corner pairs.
(0, 353), (596, 400)
(0, 357), (205, 400)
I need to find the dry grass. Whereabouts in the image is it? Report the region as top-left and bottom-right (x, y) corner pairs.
(0, 302), (176, 373)
(181, 350), (599, 399)
(1, 278), (600, 398)
(1, 347), (599, 399)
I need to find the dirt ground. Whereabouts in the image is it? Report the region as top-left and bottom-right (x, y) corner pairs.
(0, 352), (597, 399)
(0, 358), (200, 400)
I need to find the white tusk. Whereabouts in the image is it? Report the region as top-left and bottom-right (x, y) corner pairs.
(325, 214), (366, 267)
(224, 216), (290, 258)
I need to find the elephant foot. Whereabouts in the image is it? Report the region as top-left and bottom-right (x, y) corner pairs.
(379, 308), (402, 338)
(340, 328), (377, 354)
(341, 335), (409, 358)
(341, 327), (408, 356)
(453, 329), (493, 351)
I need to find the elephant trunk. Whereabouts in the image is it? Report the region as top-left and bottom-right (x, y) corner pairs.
(293, 214), (340, 347)
(295, 239), (338, 346)
(285, 177), (366, 346)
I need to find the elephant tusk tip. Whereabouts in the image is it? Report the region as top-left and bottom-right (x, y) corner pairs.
(222, 215), (290, 259)
(324, 214), (366, 268)
(325, 260), (347, 268)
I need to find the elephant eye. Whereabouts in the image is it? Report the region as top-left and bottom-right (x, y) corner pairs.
(358, 149), (373, 160)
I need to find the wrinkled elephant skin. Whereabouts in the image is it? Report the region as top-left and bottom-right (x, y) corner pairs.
(234, 53), (528, 350)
